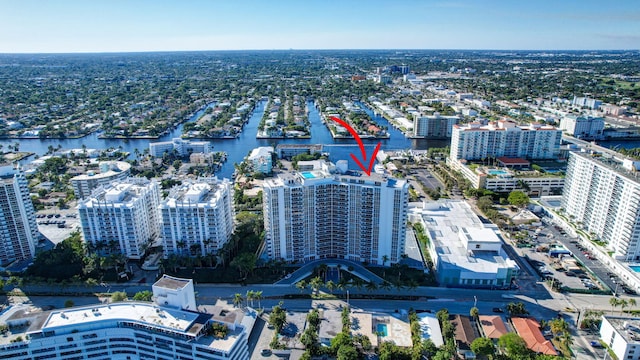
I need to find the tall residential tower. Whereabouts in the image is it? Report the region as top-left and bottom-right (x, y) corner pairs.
(0, 166), (39, 266)
(78, 177), (161, 259)
(160, 178), (234, 257)
(449, 120), (562, 162)
(562, 152), (640, 261)
(262, 169), (408, 264)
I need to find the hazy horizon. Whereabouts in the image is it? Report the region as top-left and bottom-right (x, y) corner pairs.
(1, 0), (639, 53)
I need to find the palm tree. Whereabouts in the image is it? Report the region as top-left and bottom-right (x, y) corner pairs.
(254, 291), (263, 309)
(233, 293), (244, 308)
(176, 240), (187, 255)
(382, 255), (389, 267)
(381, 281), (392, 291)
(310, 276), (323, 295)
(619, 299), (630, 316)
(296, 280), (308, 293)
(246, 290), (255, 307)
(317, 264), (328, 281)
(610, 297), (620, 315)
(326, 280), (336, 294)
(470, 307), (479, 320)
(365, 281), (378, 292)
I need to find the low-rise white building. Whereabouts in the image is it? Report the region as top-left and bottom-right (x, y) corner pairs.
(70, 161), (132, 199)
(149, 138), (212, 157)
(600, 316), (640, 360)
(448, 160), (565, 196)
(409, 201), (518, 288)
(247, 146), (274, 174)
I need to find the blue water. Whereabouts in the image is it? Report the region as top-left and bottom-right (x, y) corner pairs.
(630, 266), (640, 272)
(488, 170), (508, 175)
(377, 323), (388, 336)
(1, 100), (447, 180)
(301, 172), (315, 179)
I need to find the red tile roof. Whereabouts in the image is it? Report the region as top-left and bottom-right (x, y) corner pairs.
(478, 315), (509, 339)
(511, 317), (557, 356)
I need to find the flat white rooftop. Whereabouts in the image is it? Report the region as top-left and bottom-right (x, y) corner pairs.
(43, 302), (197, 333)
(418, 313), (444, 347)
(410, 201), (517, 274)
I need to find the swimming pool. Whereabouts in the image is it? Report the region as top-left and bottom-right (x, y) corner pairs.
(301, 171), (316, 179)
(488, 169), (508, 175)
(376, 323), (388, 337)
(630, 265), (640, 273)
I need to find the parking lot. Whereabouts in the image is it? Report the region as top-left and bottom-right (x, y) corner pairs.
(36, 206), (81, 246)
(513, 215), (638, 296)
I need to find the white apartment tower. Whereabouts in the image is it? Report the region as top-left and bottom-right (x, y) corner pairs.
(559, 115), (605, 139)
(562, 152), (640, 261)
(78, 177), (161, 259)
(160, 178), (234, 257)
(413, 113), (459, 138)
(450, 120), (562, 161)
(262, 169), (408, 264)
(0, 166), (39, 266)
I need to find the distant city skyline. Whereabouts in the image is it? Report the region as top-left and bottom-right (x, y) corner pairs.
(1, 0), (639, 53)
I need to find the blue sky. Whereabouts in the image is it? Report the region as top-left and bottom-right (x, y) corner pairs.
(1, 0), (639, 53)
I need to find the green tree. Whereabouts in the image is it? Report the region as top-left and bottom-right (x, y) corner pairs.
(111, 291), (128, 302)
(549, 318), (569, 337)
(470, 306), (479, 319)
(470, 337), (495, 359)
(331, 332), (352, 355)
(172, 159), (182, 170)
(326, 280), (336, 294)
(269, 302), (287, 333)
(296, 280), (307, 293)
(498, 333), (530, 359)
(506, 302), (529, 317)
(133, 290), (153, 301)
(337, 344), (359, 360)
(233, 293), (244, 308)
(64, 299), (75, 308)
(254, 290), (263, 309)
(310, 276), (323, 295)
(508, 190), (530, 208)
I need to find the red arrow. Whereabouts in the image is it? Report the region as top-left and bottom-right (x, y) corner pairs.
(330, 116), (381, 176)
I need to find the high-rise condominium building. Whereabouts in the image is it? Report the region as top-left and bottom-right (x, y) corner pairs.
(262, 169), (408, 264)
(0, 165), (39, 266)
(562, 152), (640, 261)
(160, 178), (234, 257)
(78, 177), (161, 259)
(449, 120), (561, 162)
(0, 276), (256, 360)
(412, 113), (459, 138)
(559, 115), (605, 140)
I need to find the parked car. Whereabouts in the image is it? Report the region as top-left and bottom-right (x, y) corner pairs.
(590, 341), (603, 348)
(261, 349), (272, 356)
(492, 308), (504, 313)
